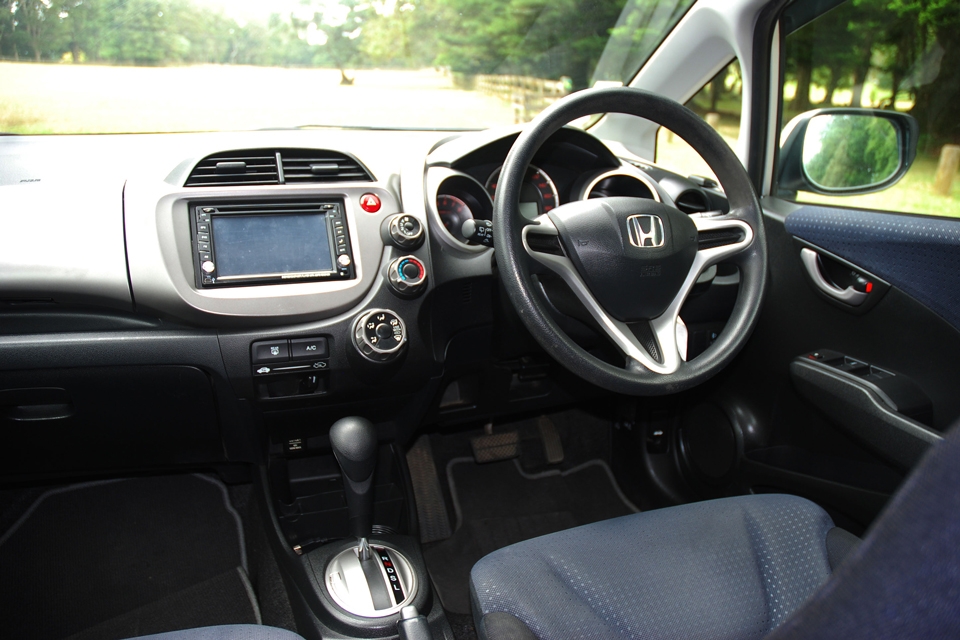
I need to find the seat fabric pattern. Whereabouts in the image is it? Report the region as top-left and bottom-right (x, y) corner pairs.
(767, 423), (960, 639)
(126, 624), (305, 640)
(470, 494), (834, 640)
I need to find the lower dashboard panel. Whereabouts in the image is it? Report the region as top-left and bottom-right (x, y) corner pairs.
(0, 365), (224, 476)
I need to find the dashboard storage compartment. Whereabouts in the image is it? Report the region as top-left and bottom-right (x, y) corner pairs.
(0, 366), (224, 477)
(270, 444), (410, 548)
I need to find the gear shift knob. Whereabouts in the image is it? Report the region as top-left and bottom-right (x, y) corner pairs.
(329, 416), (378, 540)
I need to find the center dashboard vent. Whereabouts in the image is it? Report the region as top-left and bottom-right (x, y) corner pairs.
(280, 149), (373, 184)
(185, 148), (374, 187)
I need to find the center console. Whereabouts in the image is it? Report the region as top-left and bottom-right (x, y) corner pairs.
(268, 416), (448, 639)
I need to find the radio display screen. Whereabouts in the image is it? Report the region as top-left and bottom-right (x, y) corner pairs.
(212, 213), (333, 278)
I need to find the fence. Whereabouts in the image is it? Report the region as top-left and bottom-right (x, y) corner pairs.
(475, 74), (571, 123)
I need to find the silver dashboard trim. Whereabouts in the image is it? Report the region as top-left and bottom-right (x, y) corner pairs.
(424, 166), (493, 255)
(124, 181), (403, 325)
(577, 167), (662, 202)
(0, 179), (132, 310)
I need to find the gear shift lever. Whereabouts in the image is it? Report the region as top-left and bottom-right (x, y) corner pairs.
(324, 418), (419, 618)
(329, 416), (378, 548)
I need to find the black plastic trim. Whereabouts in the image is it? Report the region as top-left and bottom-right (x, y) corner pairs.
(790, 357), (941, 469)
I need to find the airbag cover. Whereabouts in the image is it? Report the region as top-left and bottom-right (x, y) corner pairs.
(547, 197), (697, 321)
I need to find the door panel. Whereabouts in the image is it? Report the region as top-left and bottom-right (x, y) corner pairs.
(704, 200), (960, 531)
(784, 206), (960, 331)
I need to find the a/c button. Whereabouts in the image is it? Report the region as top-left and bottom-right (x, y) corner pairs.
(291, 337), (328, 360)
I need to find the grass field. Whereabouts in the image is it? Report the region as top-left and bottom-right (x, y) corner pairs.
(2, 62), (956, 218)
(0, 63), (516, 133)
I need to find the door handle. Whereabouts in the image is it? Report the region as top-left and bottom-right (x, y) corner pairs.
(800, 248), (868, 306)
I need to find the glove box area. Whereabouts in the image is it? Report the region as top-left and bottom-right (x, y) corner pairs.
(0, 365), (224, 478)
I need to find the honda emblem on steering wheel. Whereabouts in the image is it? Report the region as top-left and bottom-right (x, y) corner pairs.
(627, 214), (665, 248)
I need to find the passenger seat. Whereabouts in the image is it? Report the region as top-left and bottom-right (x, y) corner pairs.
(126, 625), (305, 640)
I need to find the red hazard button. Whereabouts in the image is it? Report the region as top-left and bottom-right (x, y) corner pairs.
(359, 193), (381, 213)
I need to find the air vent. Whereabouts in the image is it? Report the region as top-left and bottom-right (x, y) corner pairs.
(185, 149), (374, 187)
(675, 189), (710, 214)
(280, 149), (373, 184)
(185, 150), (280, 187)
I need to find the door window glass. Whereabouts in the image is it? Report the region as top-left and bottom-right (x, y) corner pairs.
(780, 0), (960, 218)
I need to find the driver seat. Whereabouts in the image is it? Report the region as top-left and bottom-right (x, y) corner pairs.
(470, 421), (960, 640)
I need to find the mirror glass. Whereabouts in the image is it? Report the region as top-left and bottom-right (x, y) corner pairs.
(802, 114), (901, 190)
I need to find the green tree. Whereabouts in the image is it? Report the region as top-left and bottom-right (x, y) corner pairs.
(598, 0), (695, 88)
(431, 0), (643, 88)
(884, 0), (960, 150)
(293, 0), (372, 84)
(430, 0), (516, 75)
(57, 0), (104, 62)
(16, 0), (59, 61)
(361, 0), (439, 68)
(0, 1), (15, 56)
(805, 115), (900, 188)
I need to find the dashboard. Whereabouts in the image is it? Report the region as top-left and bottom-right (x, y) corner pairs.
(426, 128), (700, 247)
(0, 124), (730, 477)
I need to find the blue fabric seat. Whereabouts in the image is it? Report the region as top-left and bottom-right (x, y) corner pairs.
(471, 421), (960, 640)
(471, 494), (839, 640)
(126, 625), (305, 640)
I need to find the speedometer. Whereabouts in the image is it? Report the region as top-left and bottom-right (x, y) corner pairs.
(485, 165), (560, 220)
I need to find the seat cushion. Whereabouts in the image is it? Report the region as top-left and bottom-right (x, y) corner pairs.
(126, 625), (305, 640)
(470, 494), (835, 640)
(767, 423), (960, 640)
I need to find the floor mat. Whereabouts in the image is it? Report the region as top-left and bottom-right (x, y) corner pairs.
(423, 458), (638, 614)
(407, 435), (453, 544)
(0, 474), (259, 640)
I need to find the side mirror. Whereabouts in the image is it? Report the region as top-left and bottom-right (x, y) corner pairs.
(777, 108), (918, 196)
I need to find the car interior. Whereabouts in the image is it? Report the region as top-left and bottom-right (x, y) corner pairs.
(1, 0), (959, 638)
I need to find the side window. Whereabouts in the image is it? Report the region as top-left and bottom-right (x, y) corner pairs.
(780, 1), (959, 217)
(656, 60), (742, 182)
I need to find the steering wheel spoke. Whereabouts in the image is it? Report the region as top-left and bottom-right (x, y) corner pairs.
(523, 215), (686, 374)
(692, 213), (755, 263)
(656, 214), (754, 323)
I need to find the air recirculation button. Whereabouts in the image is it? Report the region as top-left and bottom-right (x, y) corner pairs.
(388, 256), (427, 297)
(353, 309), (407, 362)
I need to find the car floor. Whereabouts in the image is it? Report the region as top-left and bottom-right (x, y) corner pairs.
(412, 408), (639, 639)
(0, 473), (294, 640)
(0, 408), (636, 640)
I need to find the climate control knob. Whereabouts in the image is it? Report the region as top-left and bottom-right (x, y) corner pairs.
(388, 256), (427, 297)
(386, 214), (424, 249)
(353, 309), (407, 362)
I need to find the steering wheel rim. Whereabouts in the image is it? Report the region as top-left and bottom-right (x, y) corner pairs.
(493, 87), (767, 395)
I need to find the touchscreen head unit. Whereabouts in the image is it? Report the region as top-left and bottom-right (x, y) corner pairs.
(192, 200), (355, 288)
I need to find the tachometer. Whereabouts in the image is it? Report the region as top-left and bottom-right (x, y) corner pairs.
(436, 194), (474, 235)
(485, 165), (559, 220)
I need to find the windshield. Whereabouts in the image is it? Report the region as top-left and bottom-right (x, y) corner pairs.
(0, 0), (694, 134)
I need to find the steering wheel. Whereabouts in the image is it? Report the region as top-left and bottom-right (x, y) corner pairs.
(493, 88), (767, 395)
